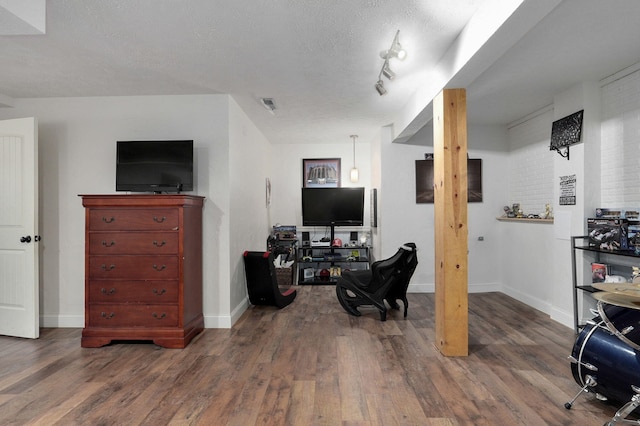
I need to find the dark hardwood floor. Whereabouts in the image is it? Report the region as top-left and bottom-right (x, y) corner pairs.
(0, 287), (624, 425)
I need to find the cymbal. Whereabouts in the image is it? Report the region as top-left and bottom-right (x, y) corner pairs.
(593, 282), (640, 297)
(593, 291), (640, 310)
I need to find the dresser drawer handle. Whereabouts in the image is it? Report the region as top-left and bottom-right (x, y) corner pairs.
(101, 264), (116, 271)
(152, 288), (166, 295)
(102, 240), (116, 247)
(101, 312), (115, 319)
(102, 217), (116, 223)
(153, 240), (166, 247)
(153, 216), (167, 223)
(100, 288), (116, 295)
(152, 312), (167, 319)
(152, 264), (167, 271)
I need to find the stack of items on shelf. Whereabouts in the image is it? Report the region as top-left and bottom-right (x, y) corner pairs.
(267, 225), (297, 286)
(267, 225), (297, 256)
(588, 208), (640, 252)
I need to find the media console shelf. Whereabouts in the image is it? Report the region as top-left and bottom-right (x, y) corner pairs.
(298, 245), (371, 285)
(80, 194), (204, 348)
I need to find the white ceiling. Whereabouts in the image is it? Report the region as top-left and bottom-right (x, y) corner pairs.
(1, 1), (640, 146)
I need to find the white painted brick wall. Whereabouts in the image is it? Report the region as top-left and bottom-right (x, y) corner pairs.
(506, 109), (555, 216)
(601, 68), (640, 205)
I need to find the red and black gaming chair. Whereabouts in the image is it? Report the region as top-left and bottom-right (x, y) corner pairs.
(243, 251), (297, 309)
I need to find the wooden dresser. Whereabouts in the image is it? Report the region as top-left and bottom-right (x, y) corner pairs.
(80, 194), (205, 348)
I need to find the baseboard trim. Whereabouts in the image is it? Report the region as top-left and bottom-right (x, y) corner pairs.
(40, 288), (573, 330)
(408, 282), (502, 293)
(41, 314), (83, 328)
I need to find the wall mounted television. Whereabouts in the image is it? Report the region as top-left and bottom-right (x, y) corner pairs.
(116, 140), (193, 193)
(301, 187), (365, 226)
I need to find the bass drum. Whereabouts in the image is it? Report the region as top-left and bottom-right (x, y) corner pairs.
(571, 320), (640, 407)
(597, 301), (640, 351)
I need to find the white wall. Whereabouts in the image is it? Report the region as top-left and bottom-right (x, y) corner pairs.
(379, 123), (509, 293)
(601, 65), (640, 205)
(228, 97), (272, 322)
(6, 64), (640, 331)
(500, 109), (555, 314)
(0, 94), (269, 328)
(269, 140), (372, 235)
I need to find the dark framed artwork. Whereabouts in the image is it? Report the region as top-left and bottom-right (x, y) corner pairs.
(302, 158), (341, 188)
(415, 158), (483, 203)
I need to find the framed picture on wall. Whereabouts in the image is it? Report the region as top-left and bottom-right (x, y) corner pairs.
(302, 158), (341, 188)
(415, 158), (483, 203)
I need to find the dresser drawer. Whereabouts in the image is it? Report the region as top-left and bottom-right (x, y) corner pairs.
(89, 280), (179, 303)
(88, 208), (179, 231)
(89, 255), (178, 279)
(88, 304), (179, 327)
(89, 232), (179, 255)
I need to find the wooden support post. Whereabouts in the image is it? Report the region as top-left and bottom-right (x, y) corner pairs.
(433, 88), (468, 357)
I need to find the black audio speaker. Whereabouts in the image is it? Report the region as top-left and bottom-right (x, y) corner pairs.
(302, 231), (310, 247)
(350, 231), (358, 243)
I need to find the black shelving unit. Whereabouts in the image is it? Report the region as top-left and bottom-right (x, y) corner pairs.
(571, 235), (640, 332)
(297, 245), (371, 285)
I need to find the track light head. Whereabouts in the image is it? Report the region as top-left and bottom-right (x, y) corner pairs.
(390, 41), (406, 61)
(375, 80), (387, 96)
(380, 31), (407, 61)
(381, 61), (395, 80)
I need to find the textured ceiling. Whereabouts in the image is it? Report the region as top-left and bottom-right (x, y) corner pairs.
(0, 0), (483, 144)
(2, 1), (640, 146)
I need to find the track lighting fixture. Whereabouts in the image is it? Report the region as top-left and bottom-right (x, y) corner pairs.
(374, 30), (406, 96)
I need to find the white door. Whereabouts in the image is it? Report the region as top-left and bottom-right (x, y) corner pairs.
(0, 117), (39, 338)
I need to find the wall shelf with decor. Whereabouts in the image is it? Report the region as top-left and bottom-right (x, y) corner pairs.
(496, 217), (554, 224)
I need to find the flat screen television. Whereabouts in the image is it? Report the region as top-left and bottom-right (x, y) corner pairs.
(116, 140), (193, 193)
(302, 187), (365, 226)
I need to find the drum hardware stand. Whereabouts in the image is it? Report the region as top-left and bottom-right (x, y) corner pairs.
(605, 385), (640, 426)
(565, 374), (598, 409)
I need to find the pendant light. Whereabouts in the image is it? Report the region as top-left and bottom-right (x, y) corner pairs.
(350, 135), (359, 183)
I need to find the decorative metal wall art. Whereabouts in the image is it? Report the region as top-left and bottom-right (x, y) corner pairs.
(550, 110), (584, 160)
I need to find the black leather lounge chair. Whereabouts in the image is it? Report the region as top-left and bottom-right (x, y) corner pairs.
(335, 243), (417, 321)
(243, 251), (297, 308)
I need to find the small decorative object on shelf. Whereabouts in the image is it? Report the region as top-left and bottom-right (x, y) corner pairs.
(591, 262), (607, 283)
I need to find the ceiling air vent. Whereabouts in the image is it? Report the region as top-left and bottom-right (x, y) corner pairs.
(260, 98), (276, 114)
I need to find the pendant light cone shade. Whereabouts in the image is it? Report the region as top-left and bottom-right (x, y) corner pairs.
(375, 80), (387, 95)
(350, 135), (359, 183)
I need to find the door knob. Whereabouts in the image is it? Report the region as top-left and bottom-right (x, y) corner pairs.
(20, 236), (32, 243)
